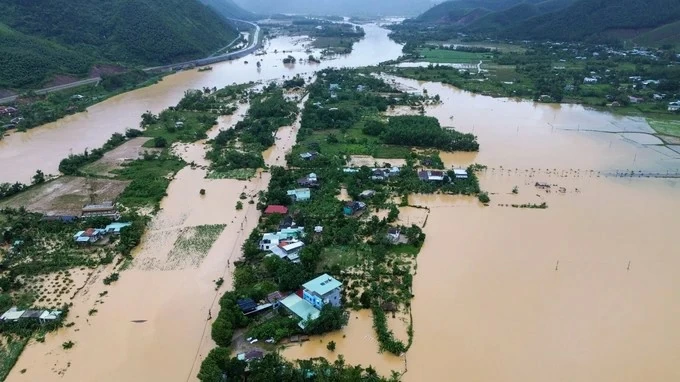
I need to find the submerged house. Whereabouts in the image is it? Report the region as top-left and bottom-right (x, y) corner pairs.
(264, 205), (289, 215)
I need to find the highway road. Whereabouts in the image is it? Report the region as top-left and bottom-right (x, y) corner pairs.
(0, 19), (261, 105)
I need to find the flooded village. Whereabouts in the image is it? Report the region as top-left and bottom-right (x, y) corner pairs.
(1, 20), (680, 382)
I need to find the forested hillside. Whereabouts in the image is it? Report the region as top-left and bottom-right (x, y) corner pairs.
(412, 0), (680, 44)
(199, 0), (256, 20)
(506, 0), (680, 42)
(0, 0), (238, 89)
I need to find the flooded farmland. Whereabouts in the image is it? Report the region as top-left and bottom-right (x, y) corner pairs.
(4, 22), (680, 382)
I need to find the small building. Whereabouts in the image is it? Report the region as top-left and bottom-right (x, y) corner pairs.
(418, 170), (445, 182)
(104, 222), (132, 234)
(270, 240), (305, 262)
(356, 85), (366, 92)
(343, 201), (366, 216)
(281, 294), (320, 329)
(342, 168), (359, 173)
(0, 307), (25, 322)
(302, 274), (342, 309)
(628, 96), (644, 104)
(299, 152), (318, 161)
(259, 227), (305, 251)
(237, 298), (258, 314)
(0, 106), (18, 116)
(267, 291), (287, 308)
(314, 226), (323, 233)
(20, 310), (43, 320)
(452, 169), (468, 179)
(42, 215), (78, 223)
(81, 201), (119, 219)
(237, 350), (264, 361)
(264, 205), (288, 215)
(329, 84), (341, 91)
(287, 188), (311, 202)
(297, 173), (319, 187)
(387, 227), (401, 243)
(359, 190), (376, 198)
(39, 310), (62, 324)
(668, 101), (680, 112)
(653, 93), (665, 100)
(73, 228), (105, 244)
(583, 77), (598, 84)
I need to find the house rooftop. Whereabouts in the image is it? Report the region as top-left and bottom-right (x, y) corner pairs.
(303, 274), (342, 296)
(264, 205), (288, 214)
(281, 294), (320, 326)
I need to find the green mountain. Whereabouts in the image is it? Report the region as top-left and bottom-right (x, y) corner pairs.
(412, 0), (680, 44)
(416, 0), (529, 24)
(199, 0), (256, 20)
(506, 0), (680, 42)
(0, 0), (239, 89)
(465, 3), (542, 33)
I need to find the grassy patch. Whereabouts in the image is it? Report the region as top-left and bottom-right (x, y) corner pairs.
(207, 168), (257, 180)
(647, 118), (680, 137)
(167, 224), (226, 266)
(0, 337), (29, 380)
(113, 152), (185, 209)
(417, 48), (493, 63)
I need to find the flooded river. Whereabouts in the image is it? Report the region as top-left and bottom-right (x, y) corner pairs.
(6, 22), (680, 382)
(0, 23), (402, 184)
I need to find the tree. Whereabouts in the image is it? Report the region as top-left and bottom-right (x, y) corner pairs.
(478, 192), (490, 204)
(304, 305), (348, 334)
(32, 170), (45, 185)
(327, 340), (337, 351)
(153, 136), (167, 148)
(235, 201), (243, 210)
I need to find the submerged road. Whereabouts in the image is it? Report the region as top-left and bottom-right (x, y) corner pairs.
(0, 19), (262, 104)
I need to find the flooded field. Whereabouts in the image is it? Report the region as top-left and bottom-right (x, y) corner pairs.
(4, 22), (680, 382)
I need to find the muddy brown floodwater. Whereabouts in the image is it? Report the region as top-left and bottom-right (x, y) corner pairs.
(6, 23), (680, 382)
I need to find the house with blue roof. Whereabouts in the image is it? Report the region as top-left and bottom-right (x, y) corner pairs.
(302, 274), (342, 309)
(104, 222), (132, 234)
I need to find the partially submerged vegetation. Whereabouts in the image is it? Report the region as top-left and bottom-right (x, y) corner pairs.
(265, 17), (366, 55)
(207, 83), (299, 179)
(200, 68), (483, 381)
(0, 70), (165, 133)
(384, 38), (680, 138)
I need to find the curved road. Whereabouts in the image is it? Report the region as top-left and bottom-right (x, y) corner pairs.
(0, 19), (261, 104)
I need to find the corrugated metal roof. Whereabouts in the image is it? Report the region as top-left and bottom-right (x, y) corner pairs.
(281, 294), (320, 323)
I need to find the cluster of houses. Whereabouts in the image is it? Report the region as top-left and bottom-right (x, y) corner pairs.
(0, 106), (21, 129)
(418, 168), (468, 182)
(235, 274), (343, 330)
(73, 222), (131, 245)
(1, 307), (62, 324)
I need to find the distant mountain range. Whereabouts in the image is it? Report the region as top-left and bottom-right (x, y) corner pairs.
(232, 0), (437, 17)
(413, 0), (680, 44)
(0, 0), (241, 89)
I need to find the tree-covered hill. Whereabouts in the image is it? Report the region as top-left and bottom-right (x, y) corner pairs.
(412, 0), (680, 44)
(199, 0), (257, 21)
(0, 0), (238, 89)
(506, 0), (680, 42)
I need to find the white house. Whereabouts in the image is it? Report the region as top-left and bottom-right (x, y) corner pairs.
(583, 77), (598, 84)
